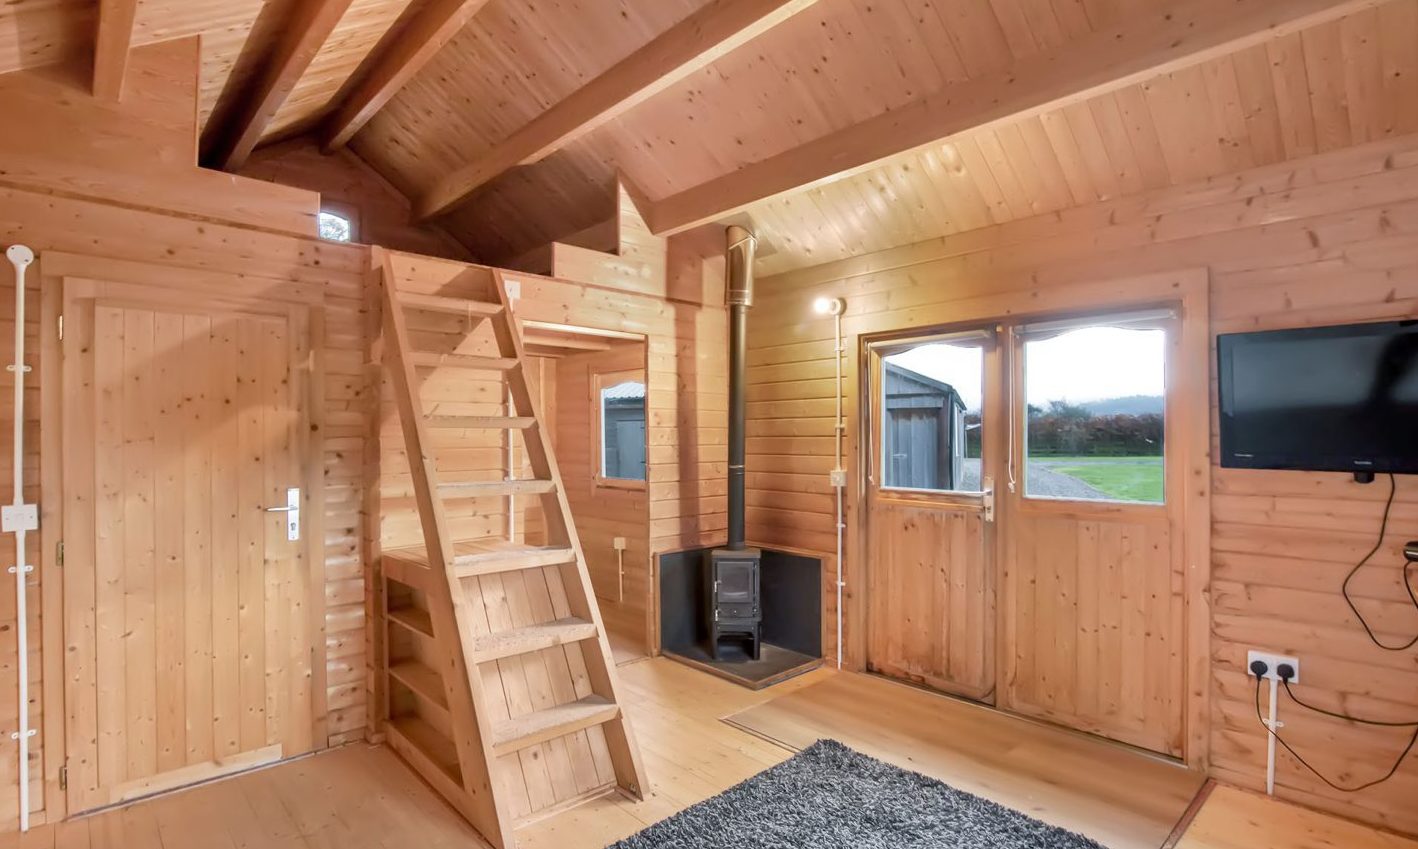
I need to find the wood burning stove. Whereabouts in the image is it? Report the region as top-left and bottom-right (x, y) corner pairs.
(705, 225), (762, 661)
(707, 546), (761, 660)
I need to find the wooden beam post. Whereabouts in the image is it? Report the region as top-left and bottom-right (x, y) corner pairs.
(645, 0), (1379, 235)
(322, 0), (493, 151)
(203, 0), (355, 172)
(415, 0), (820, 220)
(93, 0), (140, 100)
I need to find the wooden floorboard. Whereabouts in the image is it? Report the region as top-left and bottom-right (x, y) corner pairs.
(723, 671), (1206, 849)
(6, 659), (1413, 849)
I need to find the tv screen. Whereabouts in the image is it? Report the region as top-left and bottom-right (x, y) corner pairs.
(1217, 320), (1418, 475)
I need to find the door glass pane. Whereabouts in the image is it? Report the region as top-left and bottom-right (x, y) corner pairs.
(1023, 323), (1165, 503)
(881, 341), (984, 493)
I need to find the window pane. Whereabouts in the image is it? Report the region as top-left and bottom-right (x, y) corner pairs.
(318, 211), (352, 242)
(601, 380), (646, 481)
(1023, 324), (1165, 503)
(881, 342), (984, 493)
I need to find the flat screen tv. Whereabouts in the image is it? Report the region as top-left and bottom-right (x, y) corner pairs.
(1217, 320), (1418, 476)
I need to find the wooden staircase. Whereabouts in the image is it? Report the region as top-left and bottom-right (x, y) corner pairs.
(373, 250), (647, 848)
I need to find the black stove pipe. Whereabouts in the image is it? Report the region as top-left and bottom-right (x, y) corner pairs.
(725, 225), (757, 551)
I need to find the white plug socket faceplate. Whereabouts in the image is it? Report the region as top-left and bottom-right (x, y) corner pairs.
(0, 504), (38, 533)
(1247, 649), (1300, 683)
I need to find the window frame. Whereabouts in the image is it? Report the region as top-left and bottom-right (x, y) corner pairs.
(591, 367), (647, 490)
(868, 328), (994, 500)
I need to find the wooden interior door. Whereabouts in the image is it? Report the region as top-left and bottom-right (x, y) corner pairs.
(999, 316), (1186, 757)
(61, 276), (318, 812)
(864, 332), (1002, 701)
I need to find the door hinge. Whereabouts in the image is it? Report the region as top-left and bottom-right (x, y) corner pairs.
(58, 763), (67, 791)
(56, 541), (63, 567)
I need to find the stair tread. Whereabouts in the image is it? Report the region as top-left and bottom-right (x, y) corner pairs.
(438, 479), (556, 498)
(400, 292), (502, 317)
(409, 352), (518, 371)
(388, 660), (448, 709)
(489, 695), (619, 757)
(425, 415), (537, 430)
(387, 606), (434, 638)
(385, 539), (578, 577)
(471, 618), (599, 663)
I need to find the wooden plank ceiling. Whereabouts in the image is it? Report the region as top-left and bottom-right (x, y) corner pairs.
(4, 0), (1416, 273)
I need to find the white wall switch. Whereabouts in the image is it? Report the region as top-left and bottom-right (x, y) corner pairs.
(1247, 649), (1300, 683)
(829, 468), (847, 488)
(1, 504), (38, 533)
(613, 536), (627, 551)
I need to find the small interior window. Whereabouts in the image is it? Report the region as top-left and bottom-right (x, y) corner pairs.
(318, 210), (353, 242)
(598, 376), (646, 482)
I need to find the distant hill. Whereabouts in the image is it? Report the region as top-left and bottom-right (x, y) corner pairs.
(1080, 395), (1164, 416)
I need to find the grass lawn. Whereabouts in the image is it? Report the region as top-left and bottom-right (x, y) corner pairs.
(1043, 456), (1164, 503)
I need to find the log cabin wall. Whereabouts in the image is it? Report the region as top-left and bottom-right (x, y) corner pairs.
(0, 39), (372, 829)
(553, 344), (652, 652)
(745, 132), (1418, 834)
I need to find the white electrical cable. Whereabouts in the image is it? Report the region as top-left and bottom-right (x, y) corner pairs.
(1265, 675), (1281, 795)
(832, 309), (845, 670)
(5, 244), (35, 832)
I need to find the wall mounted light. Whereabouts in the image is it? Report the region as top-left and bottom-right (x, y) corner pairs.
(813, 296), (845, 316)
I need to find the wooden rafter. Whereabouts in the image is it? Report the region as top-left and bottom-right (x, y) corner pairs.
(645, 0), (1379, 235)
(203, 0), (355, 172)
(415, 0), (820, 221)
(322, 0), (493, 151)
(93, 0), (140, 100)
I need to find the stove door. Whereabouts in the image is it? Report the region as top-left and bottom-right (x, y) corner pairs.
(715, 560), (758, 604)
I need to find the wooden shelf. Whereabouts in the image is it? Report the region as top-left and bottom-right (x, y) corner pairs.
(389, 659), (448, 711)
(387, 715), (462, 785)
(387, 606), (434, 638)
(489, 696), (619, 757)
(470, 618), (598, 664)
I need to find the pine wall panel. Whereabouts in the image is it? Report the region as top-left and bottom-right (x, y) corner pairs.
(746, 132), (1418, 834)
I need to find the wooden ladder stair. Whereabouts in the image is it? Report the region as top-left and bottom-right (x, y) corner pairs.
(373, 251), (647, 849)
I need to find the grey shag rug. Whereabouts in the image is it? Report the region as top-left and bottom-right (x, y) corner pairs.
(607, 739), (1108, 849)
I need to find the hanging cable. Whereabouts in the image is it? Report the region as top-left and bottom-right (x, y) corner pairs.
(1342, 474), (1418, 651)
(1255, 677), (1418, 793)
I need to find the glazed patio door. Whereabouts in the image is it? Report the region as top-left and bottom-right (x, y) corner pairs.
(864, 329), (1003, 702)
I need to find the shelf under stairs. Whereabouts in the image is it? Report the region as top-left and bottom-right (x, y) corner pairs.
(373, 250), (647, 848)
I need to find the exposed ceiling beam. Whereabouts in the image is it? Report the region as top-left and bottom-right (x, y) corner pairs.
(646, 0), (1378, 236)
(416, 0), (821, 221)
(93, 0), (140, 100)
(204, 0), (355, 172)
(322, 0), (493, 151)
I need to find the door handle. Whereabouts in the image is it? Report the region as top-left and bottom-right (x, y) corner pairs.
(265, 488), (300, 541)
(982, 477), (995, 523)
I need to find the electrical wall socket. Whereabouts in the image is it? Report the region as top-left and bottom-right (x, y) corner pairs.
(1247, 649), (1300, 683)
(612, 536), (627, 551)
(829, 468), (847, 488)
(0, 504), (37, 533)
